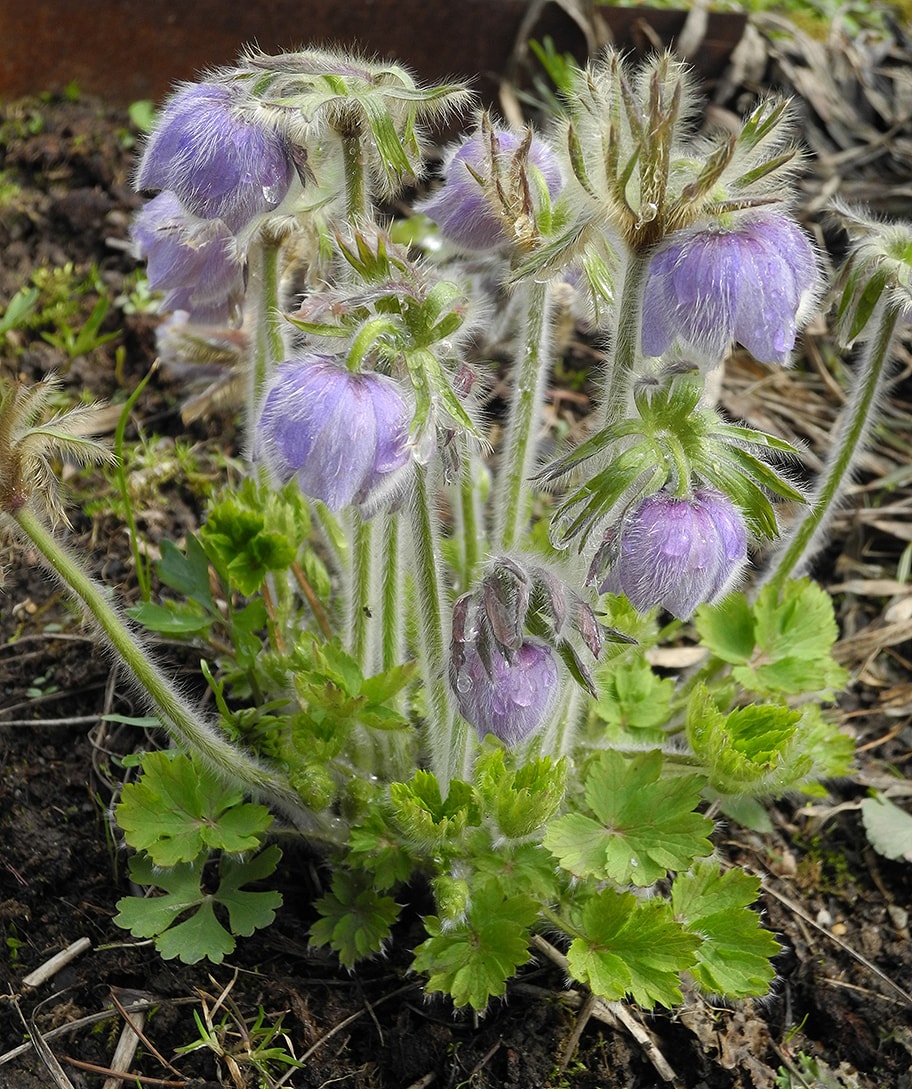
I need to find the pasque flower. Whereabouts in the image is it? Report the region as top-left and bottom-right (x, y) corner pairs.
(255, 355), (413, 512)
(641, 212), (821, 365)
(601, 488), (748, 619)
(136, 81), (294, 233)
(419, 124), (563, 252)
(450, 636), (560, 746)
(130, 191), (246, 323)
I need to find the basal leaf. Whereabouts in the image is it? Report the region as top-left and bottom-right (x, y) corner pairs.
(860, 793), (912, 862)
(412, 879), (537, 1010)
(310, 870), (400, 968)
(115, 751), (272, 867)
(567, 890), (699, 1008)
(672, 861), (779, 996)
(545, 751), (712, 886)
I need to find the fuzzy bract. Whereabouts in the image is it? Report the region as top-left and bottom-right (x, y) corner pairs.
(601, 488), (748, 619)
(136, 81), (294, 233)
(641, 212), (821, 365)
(450, 637), (560, 746)
(255, 356), (413, 512)
(130, 191), (246, 323)
(419, 128), (563, 252)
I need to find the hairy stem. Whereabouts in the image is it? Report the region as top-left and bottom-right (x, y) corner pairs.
(493, 278), (553, 552)
(763, 301), (902, 592)
(248, 233), (285, 431)
(11, 506), (320, 832)
(410, 466), (470, 788)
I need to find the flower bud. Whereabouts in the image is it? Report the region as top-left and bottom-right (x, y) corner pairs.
(255, 355), (413, 513)
(130, 191), (246, 323)
(641, 211), (821, 365)
(450, 636), (560, 747)
(601, 488), (748, 619)
(136, 81), (294, 233)
(419, 125), (562, 252)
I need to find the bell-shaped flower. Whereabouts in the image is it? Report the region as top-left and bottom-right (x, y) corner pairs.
(419, 124), (563, 253)
(450, 636), (560, 747)
(601, 488), (748, 619)
(136, 81), (294, 233)
(641, 212), (821, 365)
(255, 355), (413, 513)
(130, 191), (246, 323)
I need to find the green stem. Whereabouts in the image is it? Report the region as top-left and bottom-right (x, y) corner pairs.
(348, 511), (375, 669)
(764, 301), (901, 593)
(493, 278), (553, 552)
(603, 249), (651, 424)
(411, 466), (470, 788)
(381, 511), (403, 672)
(340, 129), (367, 222)
(248, 233), (285, 433)
(458, 448), (485, 588)
(113, 362), (158, 602)
(11, 506), (318, 831)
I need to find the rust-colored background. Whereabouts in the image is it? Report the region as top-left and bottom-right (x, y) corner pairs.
(0, 2), (745, 109)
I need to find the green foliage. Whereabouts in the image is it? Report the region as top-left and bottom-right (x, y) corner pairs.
(114, 846), (282, 964)
(591, 650), (675, 744)
(695, 579), (849, 697)
(413, 878), (538, 1010)
(565, 889), (700, 1008)
(474, 746), (568, 839)
(310, 870), (400, 968)
(860, 792), (912, 862)
(543, 750), (713, 885)
(116, 750), (273, 867)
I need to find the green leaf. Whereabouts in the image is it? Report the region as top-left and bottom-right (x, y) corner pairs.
(114, 848), (281, 965)
(310, 870), (400, 969)
(127, 601), (213, 636)
(543, 751), (713, 886)
(474, 748), (568, 840)
(347, 810), (415, 890)
(115, 751), (273, 866)
(389, 771), (482, 847)
(566, 890), (699, 1008)
(592, 654), (675, 743)
(695, 580), (849, 697)
(860, 793), (912, 862)
(672, 861), (779, 996)
(156, 535), (215, 612)
(412, 879), (537, 1010)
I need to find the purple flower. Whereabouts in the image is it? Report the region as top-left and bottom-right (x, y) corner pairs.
(136, 82), (294, 233)
(255, 356), (413, 512)
(130, 191), (246, 323)
(641, 212), (821, 365)
(601, 488), (748, 619)
(419, 128), (563, 252)
(450, 637), (560, 746)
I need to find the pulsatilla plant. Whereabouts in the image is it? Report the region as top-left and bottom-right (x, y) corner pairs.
(4, 46), (910, 1013)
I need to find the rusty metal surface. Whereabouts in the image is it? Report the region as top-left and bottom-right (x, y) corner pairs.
(0, 2), (745, 109)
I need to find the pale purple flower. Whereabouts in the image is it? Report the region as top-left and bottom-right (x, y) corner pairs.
(450, 637), (560, 746)
(601, 488), (748, 619)
(641, 212), (821, 365)
(136, 81), (294, 233)
(130, 191), (245, 323)
(419, 128), (563, 252)
(255, 355), (412, 512)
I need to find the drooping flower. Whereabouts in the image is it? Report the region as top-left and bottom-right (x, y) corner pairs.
(450, 636), (560, 746)
(130, 191), (246, 323)
(418, 123), (563, 252)
(601, 488), (748, 619)
(641, 212), (821, 365)
(255, 355), (413, 512)
(136, 81), (294, 233)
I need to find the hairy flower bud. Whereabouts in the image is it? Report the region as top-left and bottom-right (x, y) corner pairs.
(136, 81), (294, 233)
(450, 637), (560, 746)
(130, 191), (246, 323)
(255, 355), (412, 512)
(419, 125), (562, 252)
(641, 212), (821, 365)
(601, 488), (748, 619)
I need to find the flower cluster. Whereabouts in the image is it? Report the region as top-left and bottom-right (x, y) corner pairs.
(132, 81), (296, 324)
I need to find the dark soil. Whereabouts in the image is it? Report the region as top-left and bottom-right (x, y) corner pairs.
(2, 51), (912, 1089)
